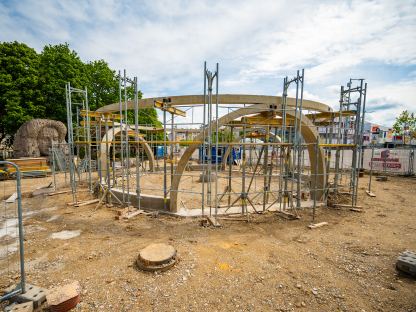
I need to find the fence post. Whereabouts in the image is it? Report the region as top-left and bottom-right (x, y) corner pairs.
(0, 161), (25, 301)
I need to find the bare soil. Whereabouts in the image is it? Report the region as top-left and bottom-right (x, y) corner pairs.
(1, 174), (416, 311)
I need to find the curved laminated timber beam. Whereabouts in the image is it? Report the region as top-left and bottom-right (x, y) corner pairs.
(96, 94), (331, 213)
(97, 94), (332, 113)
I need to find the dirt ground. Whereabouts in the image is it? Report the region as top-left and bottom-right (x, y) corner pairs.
(1, 174), (416, 311)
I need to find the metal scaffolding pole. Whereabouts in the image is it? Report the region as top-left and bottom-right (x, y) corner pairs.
(118, 71), (125, 203)
(201, 61), (207, 216)
(85, 87), (92, 192)
(296, 69), (304, 209)
(134, 76), (141, 209)
(214, 62), (219, 217)
(124, 70), (131, 206)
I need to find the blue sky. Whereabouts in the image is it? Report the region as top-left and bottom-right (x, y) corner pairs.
(1, 0), (415, 127)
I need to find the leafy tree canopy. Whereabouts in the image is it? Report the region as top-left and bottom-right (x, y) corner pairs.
(0, 41), (160, 145)
(393, 110), (416, 141)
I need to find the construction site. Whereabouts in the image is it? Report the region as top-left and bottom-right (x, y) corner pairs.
(1, 64), (416, 312)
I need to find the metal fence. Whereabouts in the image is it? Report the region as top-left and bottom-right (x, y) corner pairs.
(362, 147), (415, 175)
(0, 161), (26, 302)
(301, 147), (415, 176)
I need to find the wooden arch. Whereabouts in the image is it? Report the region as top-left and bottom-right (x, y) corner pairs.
(99, 126), (155, 177)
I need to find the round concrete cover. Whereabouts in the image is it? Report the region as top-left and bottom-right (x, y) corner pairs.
(138, 243), (176, 266)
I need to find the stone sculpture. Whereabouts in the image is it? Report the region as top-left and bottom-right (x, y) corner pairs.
(13, 119), (67, 158)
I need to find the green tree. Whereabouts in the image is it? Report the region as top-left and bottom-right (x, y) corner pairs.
(393, 110), (416, 143)
(85, 60), (118, 110)
(0, 41), (162, 145)
(0, 41), (43, 142)
(38, 43), (89, 122)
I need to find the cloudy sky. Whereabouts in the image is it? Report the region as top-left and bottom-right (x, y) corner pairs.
(1, 0), (415, 126)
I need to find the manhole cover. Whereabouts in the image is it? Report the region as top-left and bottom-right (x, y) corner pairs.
(136, 243), (177, 272)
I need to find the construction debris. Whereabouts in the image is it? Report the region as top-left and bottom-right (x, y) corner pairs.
(115, 207), (151, 220)
(396, 250), (416, 277)
(308, 222), (328, 229)
(67, 199), (99, 207)
(46, 281), (81, 312)
(5, 192), (17, 203)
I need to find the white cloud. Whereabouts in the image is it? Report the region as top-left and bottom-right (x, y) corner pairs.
(0, 0), (415, 127)
(366, 79), (416, 126)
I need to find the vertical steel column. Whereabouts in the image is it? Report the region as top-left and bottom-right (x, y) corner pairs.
(214, 63), (219, 217)
(296, 69), (304, 208)
(171, 114), (174, 185)
(262, 128), (269, 211)
(312, 138), (319, 223)
(163, 101), (167, 210)
(206, 70), (213, 212)
(279, 77), (288, 211)
(105, 115), (111, 203)
(334, 86), (344, 192)
(368, 145), (375, 193)
(112, 119), (116, 186)
(66, 83), (77, 204)
(227, 127), (233, 209)
(118, 71), (125, 203)
(124, 70), (130, 206)
(292, 71), (300, 209)
(97, 118), (102, 185)
(85, 87), (92, 192)
(201, 62), (207, 216)
(134, 76), (141, 209)
(242, 124), (247, 215)
(51, 146), (56, 191)
(351, 79), (363, 207)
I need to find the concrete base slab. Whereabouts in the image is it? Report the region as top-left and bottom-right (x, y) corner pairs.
(365, 190), (376, 197)
(109, 188), (325, 217)
(11, 284), (47, 309)
(397, 250), (416, 277)
(5, 302), (33, 312)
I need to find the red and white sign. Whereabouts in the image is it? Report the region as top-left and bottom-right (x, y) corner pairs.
(369, 149), (402, 170)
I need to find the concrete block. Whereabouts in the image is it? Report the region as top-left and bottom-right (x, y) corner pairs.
(6, 302), (33, 312)
(111, 188), (169, 210)
(396, 250), (416, 277)
(13, 284), (47, 309)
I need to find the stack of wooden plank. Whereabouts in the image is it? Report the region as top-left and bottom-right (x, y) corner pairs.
(5, 157), (51, 178)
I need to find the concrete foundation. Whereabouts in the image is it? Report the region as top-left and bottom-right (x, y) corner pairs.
(111, 188), (169, 210)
